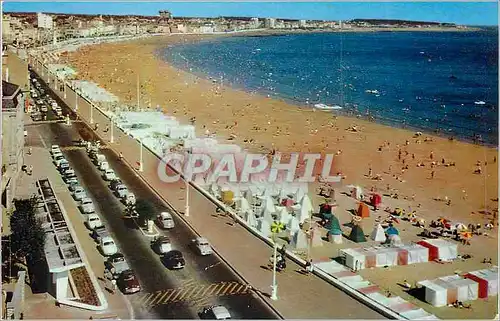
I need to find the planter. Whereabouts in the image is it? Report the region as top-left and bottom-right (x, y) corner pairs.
(70, 267), (99, 306)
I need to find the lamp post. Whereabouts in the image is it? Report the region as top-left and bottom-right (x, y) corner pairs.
(270, 240), (278, 301)
(185, 150), (190, 217)
(75, 88), (78, 112)
(139, 139), (143, 172)
(90, 102), (94, 124)
(110, 116), (114, 143)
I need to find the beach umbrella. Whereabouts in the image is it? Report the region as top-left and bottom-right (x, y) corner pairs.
(455, 223), (468, 231)
(299, 194), (313, 215)
(385, 226), (399, 236)
(257, 218), (272, 238)
(290, 229), (308, 249)
(276, 206), (291, 225)
(238, 198), (252, 218)
(245, 211), (257, 228)
(287, 216), (301, 236)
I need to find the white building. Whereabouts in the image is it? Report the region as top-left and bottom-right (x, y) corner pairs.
(299, 20), (307, 28)
(264, 18), (276, 29)
(250, 17), (260, 29)
(37, 12), (53, 29)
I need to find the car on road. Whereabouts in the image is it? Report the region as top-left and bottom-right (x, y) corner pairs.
(100, 236), (118, 256)
(192, 237), (213, 256)
(123, 193), (136, 206)
(91, 226), (109, 243)
(31, 91), (38, 98)
(151, 236), (172, 254)
(92, 154), (106, 165)
(58, 160), (70, 172)
(40, 105), (48, 112)
(103, 169), (116, 181)
(63, 172), (78, 184)
(98, 161), (110, 171)
(86, 213), (103, 230)
(109, 179), (123, 192)
(60, 167), (73, 175)
(52, 149), (63, 158)
(68, 182), (81, 192)
(105, 253), (131, 278)
(73, 186), (87, 201)
(117, 270), (141, 294)
(200, 306), (231, 320)
(80, 197), (95, 214)
(66, 177), (79, 185)
(31, 112), (42, 121)
(115, 185), (128, 198)
(156, 212), (175, 229)
(162, 250), (185, 270)
(54, 155), (67, 167)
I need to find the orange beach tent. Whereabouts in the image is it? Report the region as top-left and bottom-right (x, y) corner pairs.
(357, 203), (370, 218)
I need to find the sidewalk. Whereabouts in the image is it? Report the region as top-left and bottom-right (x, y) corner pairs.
(36, 63), (384, 318)
(17, 136), (133, 319)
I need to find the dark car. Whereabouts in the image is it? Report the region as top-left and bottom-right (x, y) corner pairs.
(109, 179), (123, 192)
(117, 269), (140, 294)
(162, 250), (185, 270)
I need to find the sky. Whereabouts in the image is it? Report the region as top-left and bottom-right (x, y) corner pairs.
(2, 2), (498, 26)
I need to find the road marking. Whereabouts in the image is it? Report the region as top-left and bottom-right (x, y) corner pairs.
(135, 281), (250, 308)
(36, 128), (48, 149)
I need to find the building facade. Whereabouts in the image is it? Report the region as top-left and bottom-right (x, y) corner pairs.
(37, 12), (53, 29)
(1, 80), (25, 210)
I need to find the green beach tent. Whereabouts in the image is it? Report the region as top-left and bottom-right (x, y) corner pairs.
(349, 224), (367, 243)
(326, 215), (342, 236)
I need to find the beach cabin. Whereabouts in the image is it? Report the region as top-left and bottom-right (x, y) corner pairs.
(417, 239), (458, 262)
(464, 267), (499, 298)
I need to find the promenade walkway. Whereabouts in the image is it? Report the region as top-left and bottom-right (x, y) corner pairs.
(17, 121), (134, 319)
(34, 63), (384, 319)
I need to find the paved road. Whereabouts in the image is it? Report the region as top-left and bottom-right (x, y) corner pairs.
(31, 72), (278, 320)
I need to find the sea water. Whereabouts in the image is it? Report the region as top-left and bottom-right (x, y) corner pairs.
(160, 30), (498, 146)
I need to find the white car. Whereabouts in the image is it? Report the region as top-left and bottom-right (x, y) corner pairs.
(73, 186), (87, 201)
(123, 193), (136, 205)
(80, 197), (95, 214)
(103, 169), (116, 181)
(86, 213), (103, 229)
(115, 185), (128, 198)
(100, 236), (118, 256)
(98, 161), (110, 171)
(152, 236), (172, 254)
(200, 306), (231, 320)
(40, 105), (48, 112)
(52, 150), (63, 159)
(157, 212), (175, 229)
(192, 237), (213, 256)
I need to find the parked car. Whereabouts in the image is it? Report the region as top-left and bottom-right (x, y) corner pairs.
(54, 155), (67, 167)
(103, 169), (116, 181)
(31, 91), (38, 98)
(68, 182), (81, 193)
(151, 236), (172, 254)
(92, 154), (106, 165)
(123, 193), (136, 206)
(115, 185), (128, 198)
(157, 212), (175, 229)
(58, 161), (70, 172)
(40, 105), (48, 112)
(50, 145), (61, 155)
(162, 250), (185, 270)
(109, 179), (123, 192)
(192, 237), (213, 256)
(73, 186), (87, 201)
(86, 213), (103, 230)
(100, 236), (118, 256)
(91, 226), (109, 243)
(98, 161), (110, 171)
(200, 306), (231, 320)
(63, 172), (78, 184)
(52, 150), (63, 159)
(105, 253), (130, 278)
(66, 177), (78, 185)
(117, 270), (141, 294)
(80, 197), (95, 214)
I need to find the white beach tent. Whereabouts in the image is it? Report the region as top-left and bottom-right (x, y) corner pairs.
(294, 185), (307, 203)
(245, 211), (257, 228)
(388, 234), (403, 246)
(374, 248), (399, 267)
(330, 233), (343, 244)
(257, 218), (272, 238)
(260, 196), (276, 218)
(346, 185), (364, 200)
(276, 206), (291, 225)
(341, 248), (366, 270)
(237, 197), (252, 218)
(311, 227), (324, 248)
(290, 229), (309, 249)
(370, 224), (387, 242)
(287, 215), (301, 236)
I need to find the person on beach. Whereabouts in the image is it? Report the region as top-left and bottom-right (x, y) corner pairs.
(431, 170), (435, 179)
(119, 152), (123, 160)
(28, 147), (32, 155)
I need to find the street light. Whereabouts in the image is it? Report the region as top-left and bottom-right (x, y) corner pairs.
(269, 221), (285, 301)
(75, 88), (79, 112)
(90, 101), (94, 124)
(139, 139), (143, 172)
(110, 116), (114, 143)
(185, 150), (191, 217)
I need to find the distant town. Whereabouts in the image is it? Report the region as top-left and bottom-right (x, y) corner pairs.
(3, 10), (470, 48)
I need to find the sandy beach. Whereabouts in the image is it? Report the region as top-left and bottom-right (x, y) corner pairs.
(64, 33), (498, 226)
(58, 32), (499, 318)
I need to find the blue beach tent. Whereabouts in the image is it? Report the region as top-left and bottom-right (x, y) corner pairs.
(385, 226), (399, 236)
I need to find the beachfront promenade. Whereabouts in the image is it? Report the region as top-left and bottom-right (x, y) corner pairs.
(29, 57), (385, 319)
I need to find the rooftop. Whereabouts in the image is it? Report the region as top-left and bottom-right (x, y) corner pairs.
(36, 178), (85, 273)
